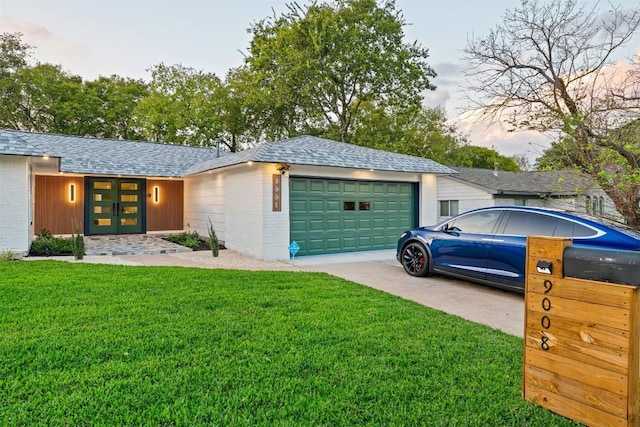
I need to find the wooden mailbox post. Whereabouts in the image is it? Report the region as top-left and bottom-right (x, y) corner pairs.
(523, 236), (640, 427)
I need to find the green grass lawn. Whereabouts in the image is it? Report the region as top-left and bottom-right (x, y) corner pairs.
(0, 261), (577, 426)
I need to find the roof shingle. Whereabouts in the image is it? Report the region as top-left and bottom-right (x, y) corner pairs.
(0, 130), (455, 177)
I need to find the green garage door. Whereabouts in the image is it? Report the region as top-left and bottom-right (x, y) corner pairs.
(290, 178), (416, 256)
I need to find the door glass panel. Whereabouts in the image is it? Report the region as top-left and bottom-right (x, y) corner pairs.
(122, 206), (138, 214)
(121, 183), (138, 191)
(94, 193), (112, 202)
(93, 181), (112, 190)
(121, 195), (138, 202)
(121, 218), (137, 226)
(359, 201), (371, 211)
(94, 206), (112, 214)
(94, 219), (112, 226)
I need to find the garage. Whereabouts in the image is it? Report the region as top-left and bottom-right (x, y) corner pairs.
(289, 177), (417, 256)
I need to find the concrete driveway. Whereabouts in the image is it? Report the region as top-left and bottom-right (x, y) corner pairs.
(293, 251), (525, 337)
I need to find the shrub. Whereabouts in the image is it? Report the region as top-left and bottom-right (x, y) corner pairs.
(71, 219), (85, 260)
(208, 218), (219, 257)
(29, 235), (73, 256)
(165, 231), (206, 249)
(0, 251), (15, 262)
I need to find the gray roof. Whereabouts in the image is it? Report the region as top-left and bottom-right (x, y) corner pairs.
(0, 130), (455, 177)
(0, 130), (47, 157)
(0, 129), (223, 177)
(449, 167), (598, 196)
(185, 135), (456, 175)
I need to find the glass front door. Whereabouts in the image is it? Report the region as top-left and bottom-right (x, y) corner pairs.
(87, 178), (145, 235)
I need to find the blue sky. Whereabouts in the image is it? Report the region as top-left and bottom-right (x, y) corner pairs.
(1, 0), (639, 163)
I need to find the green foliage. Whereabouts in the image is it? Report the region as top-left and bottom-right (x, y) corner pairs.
(351, 104), (519, 169)
(207, 218), (219, 258)
(134, 63), (226, 148)
(0, 251), (14, 262)
(0, 261), (575, 426)
(244, 0), (436, 141)
(165, 231), (205, 249)
(448, 145), (521, 171)
(29, 235), (73, 256)
(70, 219), (85, 260)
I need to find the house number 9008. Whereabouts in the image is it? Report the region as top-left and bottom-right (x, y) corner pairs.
(540, 280), (553, 351)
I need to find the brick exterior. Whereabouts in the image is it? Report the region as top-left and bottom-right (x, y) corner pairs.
(0, 156), (32, 256)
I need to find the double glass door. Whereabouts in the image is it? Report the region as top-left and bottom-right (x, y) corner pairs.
(88, 178), (144, 235)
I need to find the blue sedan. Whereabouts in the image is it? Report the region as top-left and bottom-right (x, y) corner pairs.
(396, 206), (640, 293)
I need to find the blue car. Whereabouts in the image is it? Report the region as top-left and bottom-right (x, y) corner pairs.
(396, 206), (640, 293)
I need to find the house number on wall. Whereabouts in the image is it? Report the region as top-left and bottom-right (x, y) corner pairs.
(540, 279), (553, 351)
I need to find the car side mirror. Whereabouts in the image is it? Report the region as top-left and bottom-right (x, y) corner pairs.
(443, 223), (460, 233)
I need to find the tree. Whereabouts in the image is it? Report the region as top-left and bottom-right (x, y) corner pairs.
(447, 145), (520, 171)
(84, 75), (149, 140)
(10, 63), (88, 134)
(463, 0), (640, 225)
(349, 103), (519, 169)
(134, 64), (229, 148)
(244, 0), (436, 142)
(0, 32), (32, 129)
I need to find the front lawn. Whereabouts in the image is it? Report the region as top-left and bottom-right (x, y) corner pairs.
(0, 262), (575, 425)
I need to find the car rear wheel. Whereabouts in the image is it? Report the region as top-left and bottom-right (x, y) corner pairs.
(401, 242), (429, 277)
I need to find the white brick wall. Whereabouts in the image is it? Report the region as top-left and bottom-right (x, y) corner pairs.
(225, 165), (265, 259)
(184, 163), (444, 261)
(184, 172), (226, 241)
(0, 156), (32, 256)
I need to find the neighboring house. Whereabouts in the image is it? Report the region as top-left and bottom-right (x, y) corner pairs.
(436, 167), (623, 223)
(0, 129), (455, 259)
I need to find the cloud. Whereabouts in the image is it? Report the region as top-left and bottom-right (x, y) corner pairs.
(2, 16), (87, 71)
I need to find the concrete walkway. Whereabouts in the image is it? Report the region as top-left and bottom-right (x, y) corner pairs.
(25, 236), (525, 337)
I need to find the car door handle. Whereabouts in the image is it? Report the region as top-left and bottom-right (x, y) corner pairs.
(482, 238), (505, 242)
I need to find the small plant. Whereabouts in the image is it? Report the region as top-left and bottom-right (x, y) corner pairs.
(29, 234), (73, 256)
(166, 231), (204, 249)
(70, 219), (85, 260)
(208, 218), (219, 257)
(0, 251), (15, 262)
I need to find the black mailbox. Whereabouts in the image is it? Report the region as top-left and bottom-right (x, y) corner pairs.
(563, 246), (640, 287)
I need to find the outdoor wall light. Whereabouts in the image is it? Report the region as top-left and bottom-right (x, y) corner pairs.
(69, 183), (76, 203)
(276, 163), (291, 174)
(153, 186), (160, 203)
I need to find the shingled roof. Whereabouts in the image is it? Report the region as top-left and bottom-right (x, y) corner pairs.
(185, 135), (456, 175)
(0, 130), (455, 176)
(0, 129), (221, 177)
(449, 167), (598, 196)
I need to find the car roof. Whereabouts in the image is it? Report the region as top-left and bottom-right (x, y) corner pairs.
(461, 206), (640, 240)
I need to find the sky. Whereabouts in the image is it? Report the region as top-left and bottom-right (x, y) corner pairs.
(1, 0), (639, 165)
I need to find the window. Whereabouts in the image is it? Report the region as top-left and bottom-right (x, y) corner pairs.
(502, 212), (558, 236)
(440, 200), (459, 217)
(343, 201), (355, 211)
(447, 210), (501, 234)
(585, 196), (591, 214)
(514, 199), (526, 206)
(599, 196), (604, 216)
(358, 201), (371, 211)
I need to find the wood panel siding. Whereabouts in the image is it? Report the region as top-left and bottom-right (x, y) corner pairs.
(146, 179), (184, 231)
(34, 175), (84, 235)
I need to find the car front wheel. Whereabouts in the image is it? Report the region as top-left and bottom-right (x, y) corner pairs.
(401, 242), (430, 277)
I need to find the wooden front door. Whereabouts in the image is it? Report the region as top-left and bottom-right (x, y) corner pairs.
(87, 178), (145, 235)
